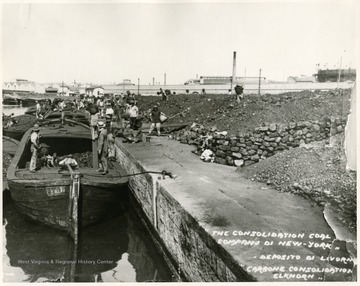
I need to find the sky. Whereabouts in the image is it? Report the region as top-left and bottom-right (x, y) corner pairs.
(2, 0), (358, 85)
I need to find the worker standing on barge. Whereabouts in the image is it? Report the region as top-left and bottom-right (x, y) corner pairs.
(29, 124), (41, 172)
(35, 101), (41, 119)
(97, 121), (108, 175)
(58, 100), (66, 125)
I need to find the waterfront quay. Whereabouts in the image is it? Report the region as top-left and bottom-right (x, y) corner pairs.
(114, 136), (355, 282)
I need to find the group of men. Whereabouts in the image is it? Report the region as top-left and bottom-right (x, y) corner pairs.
(29, 124), (77, 172)
(28, 91), (166, 173)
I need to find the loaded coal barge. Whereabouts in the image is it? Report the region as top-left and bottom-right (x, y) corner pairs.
(6, 118), (128, 237)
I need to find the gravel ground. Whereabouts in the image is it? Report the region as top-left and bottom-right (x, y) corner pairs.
(238, 134), (356, 233)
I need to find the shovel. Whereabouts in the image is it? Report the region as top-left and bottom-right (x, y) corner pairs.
(162, 107), (191, 123)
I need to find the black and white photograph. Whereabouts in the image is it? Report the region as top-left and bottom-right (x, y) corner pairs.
(1, 0), (358, 283)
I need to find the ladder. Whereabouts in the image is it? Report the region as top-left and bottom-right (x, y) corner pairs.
(67, 164), (81, 244)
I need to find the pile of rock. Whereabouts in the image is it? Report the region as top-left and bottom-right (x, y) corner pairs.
(175, 116), (347, 167)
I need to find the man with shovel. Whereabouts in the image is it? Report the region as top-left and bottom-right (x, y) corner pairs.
(148, 105), (162, 136)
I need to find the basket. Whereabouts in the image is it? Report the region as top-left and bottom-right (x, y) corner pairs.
(160, 113), (167, 123)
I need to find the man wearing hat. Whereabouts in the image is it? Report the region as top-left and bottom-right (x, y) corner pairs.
(128, 100), (139, 129)
(97, 121), (108, 175)
(58, 100), (66, 125)
(30, 124), (41, 172)
(148, 105), (161, 136)
(105, 101), (114, 118)
(35, 101), (41, 119)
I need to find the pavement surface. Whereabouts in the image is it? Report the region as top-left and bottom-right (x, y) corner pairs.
(115, 136), (355, 282)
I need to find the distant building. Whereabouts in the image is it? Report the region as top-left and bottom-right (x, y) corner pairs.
(315, 69), (356, 82)
(116, 79), (135, 86)
(198, 76), (267, 85)
(2, 79), (46, 94)
(45, 87), (58, 94)
(287, 75), (316, 83)
(184, 79), (201, 85)
(85, 86), (104, 97)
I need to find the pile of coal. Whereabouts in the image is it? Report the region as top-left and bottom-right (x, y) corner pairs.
(72, 151), (93, 168)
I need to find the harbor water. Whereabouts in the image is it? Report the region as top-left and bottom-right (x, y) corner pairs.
(3, 190), (173, 282)
(2, 105), (174, 282)
(2, 105), (29, 116)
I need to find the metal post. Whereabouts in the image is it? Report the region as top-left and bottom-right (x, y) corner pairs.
(164, 73), (166, 86)
(337, 56), (343, 88)
(137, 78), (140, 95)
(244, 67), (246, 86)
(153, 77), (155, 86)
(231, 51), (237, 93)
(232, 51), (236, 84)
(258, 69), (262, 96)
(91, 127), (99, 169)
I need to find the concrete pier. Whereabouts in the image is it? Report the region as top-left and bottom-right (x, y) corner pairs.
(114, 136), (354, 282)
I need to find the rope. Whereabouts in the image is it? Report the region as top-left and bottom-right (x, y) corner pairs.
(120, 170), (174, 179)
(57, 169), (175, 179)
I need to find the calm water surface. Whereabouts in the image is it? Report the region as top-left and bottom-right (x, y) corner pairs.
(3, 190), (173, 283)
(2, 105), (29, 116)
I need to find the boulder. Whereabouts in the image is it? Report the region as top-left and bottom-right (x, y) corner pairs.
(251, 154), (260, 161)
(244, 160), (256, 167)
(216, 150), (226, 158)
(232, 152), (242, 159)
(234, 159), (244, 167)
(297, 121), (306, 128)
(312, 124), (320, 132)
(219, 145), (230, 151)
(264, 137), (276, 142)
(215, 157), (227, 165)
(226, 156), (234, 166)
(269, 123), (277, 132)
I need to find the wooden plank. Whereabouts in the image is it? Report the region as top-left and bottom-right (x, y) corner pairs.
(140, 122), (190, 131)
(91, 127), (99, 169)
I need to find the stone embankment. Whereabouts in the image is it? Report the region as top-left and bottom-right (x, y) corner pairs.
(175, 116), (347, 167)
